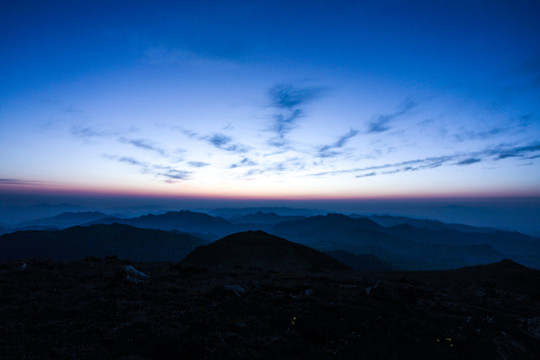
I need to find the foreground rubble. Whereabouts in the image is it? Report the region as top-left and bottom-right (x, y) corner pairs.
(1, 258), (539, 359)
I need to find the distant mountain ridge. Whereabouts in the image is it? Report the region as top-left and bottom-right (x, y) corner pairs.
(366, 214), (500, 233)
(231, 211), (305, 225)
(85, 210), (239, 237)
(3, 209), (539, 270)
(269, 213), (540, 270)
(0, 223), (207, 262)
(18, 211), (109, 228)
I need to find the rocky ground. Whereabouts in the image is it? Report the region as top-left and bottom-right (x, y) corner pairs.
(1, 258), (539, 359)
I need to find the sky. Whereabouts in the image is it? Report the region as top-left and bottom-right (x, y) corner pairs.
(1, 0), (540, 201)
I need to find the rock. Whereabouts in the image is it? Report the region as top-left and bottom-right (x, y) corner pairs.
(527, 317), (540, 339)
(125, 265), (150, 283)
(224, 284), (245, 296)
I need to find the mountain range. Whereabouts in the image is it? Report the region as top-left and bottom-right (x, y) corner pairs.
(1, 209), (540, 270)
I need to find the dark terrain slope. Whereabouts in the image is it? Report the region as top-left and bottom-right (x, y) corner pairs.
(325, 249), (395, 271)
(1, 258), (539, 359)
(182, 230), (350, 271)
(0, 223), (207, 261)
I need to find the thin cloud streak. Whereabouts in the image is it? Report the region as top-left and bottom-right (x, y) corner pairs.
(367, 98), (417, 133)
(310, 142), (540, 178)
(118, 137), (167, 156)
(0, 178), (46, 186)
(188, 161), (210, 168)
(318, 129), (358, 158)
(104, 155), (191, 182)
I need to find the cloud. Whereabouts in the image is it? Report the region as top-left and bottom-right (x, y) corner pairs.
(230, 158), (257, 169)
(118, 137), (167, 156)
(269, 84), (324, 109)
(318, 129), (358, 157)
(71, 126), (116, 139)
(157, 167), (190, 180)
(113, 156), (147, 167)
(311, 155), (456, 178)
(490, 143), (540, 160)
(454, 128), (506, 142)
(181, 129), (248, 153)
(456, 158), (481, 165)
(309, 142), (540, 179)
(355, 172), (376, 178)
(454, 114), (537, 142)
(206, 133), (248, 153)
(208, 133), (231, 147)
(367, 98), (418, 133)
(0, 178), (44, 186)
(188, 161), (210, 168)
(104, 155), (191, 182)
(267, 84), (327, 147)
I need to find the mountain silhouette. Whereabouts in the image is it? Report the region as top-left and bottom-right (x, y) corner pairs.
(0, 223), (206, 261)
(269, 213), (538, 270)
(11, 210), (539, 270)
(88, 210), (237, 237)
(181, 230), (350, 271)
(232, 211), (305, 225)
(15, 211), (109, 229)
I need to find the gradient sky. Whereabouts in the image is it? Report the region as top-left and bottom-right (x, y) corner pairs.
(1, 0), (540, 199)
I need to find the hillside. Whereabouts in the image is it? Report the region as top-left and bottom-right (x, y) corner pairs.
(182, 230), (350, 271)
(0, 224), (207, 262)
(1, 258), (539, 359)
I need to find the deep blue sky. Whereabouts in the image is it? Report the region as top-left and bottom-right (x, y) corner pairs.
(1, 0), (540, 199)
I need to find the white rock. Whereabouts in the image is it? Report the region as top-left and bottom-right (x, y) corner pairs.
(125, 265), (150, 283)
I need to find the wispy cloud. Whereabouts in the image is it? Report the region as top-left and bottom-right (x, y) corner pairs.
(182, 130), (248, 153)
(207, 133), (249, 153)
(454, 128), (506, 142)
(230, 158), (256, 169)
(154, 166), (191, 180)
(489, 143), (540, 159)
(113, 156), (147, 167)
(71, 126), (116, 139)
(367, 98), (418, 133)
(310, 142), (540, 179)
(355, 172), (376, 178)
(454, 113), (537, 142)
(0, 178), (45, 186)
(104, 155), (191, 182)
(267, 83), (327, 147)
(318, 129), (358, 157)
(456, 158), (481, 166)
(188, 161), (210, 168)
(118, 137), (167, 156)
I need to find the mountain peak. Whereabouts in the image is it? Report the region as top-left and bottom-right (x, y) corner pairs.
(182, 231), (349, 271)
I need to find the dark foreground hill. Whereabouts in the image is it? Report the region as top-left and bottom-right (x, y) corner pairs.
(182, 230), (350, 271)
(325, 249), (395, 271)
(0, 224), (207, 262)
(1, 258), (539, 360)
